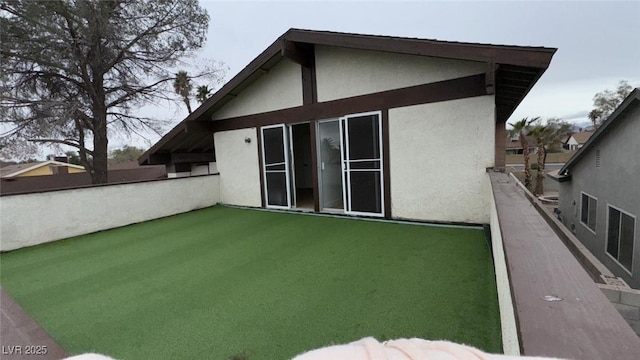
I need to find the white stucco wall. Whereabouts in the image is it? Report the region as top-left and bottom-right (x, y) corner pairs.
(213, 128), (262, 207)
(389, 96), (495, 223)
(315, 45), (485, 102)
(211, 59), (303, 120)
(0, 175), (220, 252)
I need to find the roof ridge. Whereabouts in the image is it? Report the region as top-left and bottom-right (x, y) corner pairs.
(285, 28), (557, 51)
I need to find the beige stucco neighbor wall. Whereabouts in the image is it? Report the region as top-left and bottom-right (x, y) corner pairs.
(0, 175), (219, 252)
(315, 45), (485, 102)
(389, 95), (495, 223)
(214, 128), (262, 207)
(212, 59), (303, 120)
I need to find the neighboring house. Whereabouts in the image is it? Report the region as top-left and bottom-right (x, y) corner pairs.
(0, 160), (86, 178)
(505, 136), (538, 155)
(139, 28), (555, 224)
(564, 131), (593, 151)
(553, 88), (640, 287)
(0, 161), (166, 195)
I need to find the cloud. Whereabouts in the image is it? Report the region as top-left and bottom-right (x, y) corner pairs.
(559, 110), (590, 120)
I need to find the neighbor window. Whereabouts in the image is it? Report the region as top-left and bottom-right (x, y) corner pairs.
(581, 193), (597, 232)
(607, 206), (636, 273)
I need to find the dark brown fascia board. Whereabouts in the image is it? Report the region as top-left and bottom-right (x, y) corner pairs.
(285, 28), (557, 68)
(560, 88), (640, 175)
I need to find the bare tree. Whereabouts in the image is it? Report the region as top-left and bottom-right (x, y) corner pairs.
(0, 0), (223, 183)
(588, 80), (633, 128)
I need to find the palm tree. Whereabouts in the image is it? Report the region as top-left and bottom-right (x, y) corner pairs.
(528, 124), (548, 195)
(529, 118), (573, 195)
(508, 117), (538, 189)
(173, 71), (192, 113)
(196, 85), (212, 104)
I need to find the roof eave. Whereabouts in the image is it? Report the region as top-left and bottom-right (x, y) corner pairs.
(140, 28), (557, 165)
(559, 89), (640, 175)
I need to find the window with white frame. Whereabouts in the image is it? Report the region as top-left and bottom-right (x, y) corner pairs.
(580, 193), (597, 232)
(607, 206), (636, 272)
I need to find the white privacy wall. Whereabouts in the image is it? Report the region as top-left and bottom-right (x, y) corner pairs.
(314, 45), (485, 102)
(389, 95), (495, 223)
(487, 174), (520, 355)
(213, 128), (262, 207)
(0, 175), (220, 251)
(211, 59), (303, 120)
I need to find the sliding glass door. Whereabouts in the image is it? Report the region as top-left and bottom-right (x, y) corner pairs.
(261, 125), (291, 209)
(318, 120), (344, 210)
(262, 111), (383, 216)
(340, 112), (383, 216)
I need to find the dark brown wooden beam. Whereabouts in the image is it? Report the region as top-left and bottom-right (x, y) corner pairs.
(212, 74), (487, 132)
(309, 120), (320, 212)
(494, 116), (506, 170)
(171, 152), (214, 163)
(147, 153), (171, 165)
(301, 45), (317, 105)
(382, 109), (391, 219)
(281, 40), (313, 67)
(256, 127), (266, 208)
(185, 120), (216, 133)
(485, 62), (496, 95)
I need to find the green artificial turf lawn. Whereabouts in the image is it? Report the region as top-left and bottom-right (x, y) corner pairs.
(0, 206), (501, 359)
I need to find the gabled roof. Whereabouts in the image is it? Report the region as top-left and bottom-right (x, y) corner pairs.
(560, 88), (640, 175)
(0, 160), (86, 178)
(568, 131), (594, 144)
(140, 28), (556, 165)
(0, 162), (40, 177)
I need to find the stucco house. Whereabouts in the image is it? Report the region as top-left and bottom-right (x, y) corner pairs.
(0, 160), (86, 178)
(553, 88), (639, 287)
(140, 29), (555, 224)
(505, 136), (538, 155)
(564, 131), (594, 151)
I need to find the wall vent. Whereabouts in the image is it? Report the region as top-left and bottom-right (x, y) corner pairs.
(595, 149), (601, 168)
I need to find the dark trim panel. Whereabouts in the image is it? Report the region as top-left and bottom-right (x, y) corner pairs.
(494, 115), (506, 170)
(212, 74), (488, 133)
(171, 152), (214, 164)
(382, 109), (392, 219)
(256, 127), (266, 208)
(309, 120), (320, 212)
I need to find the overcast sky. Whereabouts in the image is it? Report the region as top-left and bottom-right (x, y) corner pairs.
(118, 0), (640, 149)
